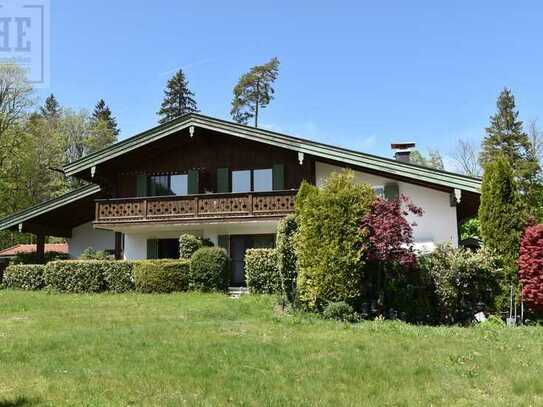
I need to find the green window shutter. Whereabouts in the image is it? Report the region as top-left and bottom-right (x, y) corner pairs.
(218, 235), (230, 255)
(272, 164), (285, 190)
(217, 168), (230, 193)
(188, 169), (199, 195)
(136, 175), (147, 197)
(146, 239), (159, 259)
(384, 182), (399, 201)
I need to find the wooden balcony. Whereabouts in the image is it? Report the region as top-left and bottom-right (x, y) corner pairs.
(94, 190), (297, 225)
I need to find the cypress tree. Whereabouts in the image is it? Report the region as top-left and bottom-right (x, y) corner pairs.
(479, 155), (523, 281)
(157, 69), (199, 124)
(91, 99), (120, 137)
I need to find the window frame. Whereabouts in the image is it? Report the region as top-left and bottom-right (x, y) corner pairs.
(145, 173), (189, 197)
(230, 168), (274, 193)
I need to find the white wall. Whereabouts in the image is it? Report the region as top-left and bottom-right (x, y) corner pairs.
(68, 222), (116, 258)
(315, 162), (458, 247)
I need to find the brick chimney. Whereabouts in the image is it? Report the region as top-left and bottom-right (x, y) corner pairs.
(391, 142), (416, 163)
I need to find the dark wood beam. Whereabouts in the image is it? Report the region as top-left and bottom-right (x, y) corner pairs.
(115, 232), (123, 260)
(36, 234), (45, 264)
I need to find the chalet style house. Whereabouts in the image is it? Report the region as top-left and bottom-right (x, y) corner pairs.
(0, 114), (481, 286)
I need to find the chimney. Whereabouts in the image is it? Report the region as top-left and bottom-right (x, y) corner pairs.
(391, 142), (416, 163)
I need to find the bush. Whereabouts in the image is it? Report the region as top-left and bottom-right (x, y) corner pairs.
(190, 247), (230, 292)
(12, 251), (67, 265)
(133, 259), (191, 293)
(322, 301), (359, 322)
(245, 249), (280, 294)
(420, 244), (502, 324)
(3, 265), (45, 290)
(518, 224), (543, 313)
(179, 234), (203, 259)
(80, 247), (114, 260)
(277, 214), (298, 304)
(44, 260), (132, 293)
(295, 171), (374, 310)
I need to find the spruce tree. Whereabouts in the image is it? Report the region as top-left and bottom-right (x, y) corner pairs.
(479, 155), (523, 281)
(157, 70), (199, 124)
(40, 94), (61, 121)
(91, 99), (120, 137)
(480, 88), (540, 204)
(231, 57), (280, 127)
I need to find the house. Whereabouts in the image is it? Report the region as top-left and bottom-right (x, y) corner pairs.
(0, 114), (481, 286)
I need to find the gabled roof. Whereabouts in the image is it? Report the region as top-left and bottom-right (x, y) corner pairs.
(0, 243), (69, 257)
(0, 184), (101, 231)
(63, 113), (481, 193)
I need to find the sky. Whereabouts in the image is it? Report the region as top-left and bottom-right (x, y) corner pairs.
(42, 1), (543, 170)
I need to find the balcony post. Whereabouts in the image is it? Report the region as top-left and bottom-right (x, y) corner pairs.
(248, 193), (253, 215)
(95, 202), (100, 221)
(142, 199), (147, 220)
(194, 196), (199, 217)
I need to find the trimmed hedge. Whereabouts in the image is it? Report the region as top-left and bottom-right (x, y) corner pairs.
(3, 265), (45, 290)
(133, 259), (190, 293)
(190, 247), (230, 292)
(245, 248), (280, 294)
(44, 261), (133, 293)
(179, 234), (203, 259)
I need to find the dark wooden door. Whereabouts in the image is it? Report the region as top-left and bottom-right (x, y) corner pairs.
(230, 236), (250, 286)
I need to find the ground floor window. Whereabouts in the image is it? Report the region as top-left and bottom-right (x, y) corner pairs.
(147, 238), (180, 259)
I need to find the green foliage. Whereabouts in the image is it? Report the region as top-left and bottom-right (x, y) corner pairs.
(410, 149), (444, 170)
(230, 57), (280, 127)
(3, 265), (45, 290)
(321, 301), (359, 322)
(133, 260), (190, 293)
(190, 247), (230, 292)
(179, 234), (203, 259)
(276, 214), (298, 304)
(103, 262), (134, 293)
(295, 170), (375, 309)
(91, 99), (120, 138)
(79, 247), (114, 260)
(157, 69), (199, 124)
(44, 261), (107, 293)
(245, 248), (280, 294)
(460, 218), (481, 241)
(12, 251), (68, 265)
(419, 245), (503, 324)
(479, 156), (523, 280)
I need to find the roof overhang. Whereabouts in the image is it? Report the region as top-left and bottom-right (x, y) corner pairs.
(63, 114), (481, 193)
(0, 184), (101, 236)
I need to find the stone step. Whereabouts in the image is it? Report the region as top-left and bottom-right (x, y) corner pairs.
(228, 287), (249, 298)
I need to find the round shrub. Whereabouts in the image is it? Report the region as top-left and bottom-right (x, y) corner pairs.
(190, 247), (230, 292)
(179, 234), (203, 259)
(322, 301), (359, 322)
(3, 265), (45, 290)
(277, 214), (298, 304)
(245, 248), (280, 294)
(133, 259), (191, 293)
(44, 261), (108, 293)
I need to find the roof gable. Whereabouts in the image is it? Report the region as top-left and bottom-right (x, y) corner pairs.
(63, 113), (481, 193)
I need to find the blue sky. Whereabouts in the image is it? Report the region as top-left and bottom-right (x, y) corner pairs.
(44, 1), (543, 169)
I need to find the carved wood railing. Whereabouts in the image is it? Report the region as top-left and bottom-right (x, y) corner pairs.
(94, 190), (297, 224)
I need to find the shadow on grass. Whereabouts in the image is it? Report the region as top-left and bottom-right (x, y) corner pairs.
(0, 397), (41, 406)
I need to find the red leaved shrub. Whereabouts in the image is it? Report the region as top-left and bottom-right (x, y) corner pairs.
(518, 224), (543, 312)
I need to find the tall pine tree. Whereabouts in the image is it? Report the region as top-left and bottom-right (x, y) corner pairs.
(91, 99), (120, 137)
(231, 57), (280, 127)
(40, 94), (61, 121)
(480, 88), (541, 215)
(157, 70), (199, 124)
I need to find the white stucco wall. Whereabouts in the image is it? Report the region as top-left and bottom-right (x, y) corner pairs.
(315, 162), (458, 247)
(122, 221), (278, 260)
(68, 222), (116, 258)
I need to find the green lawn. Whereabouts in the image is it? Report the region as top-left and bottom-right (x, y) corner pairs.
(0, 291), (542, 406)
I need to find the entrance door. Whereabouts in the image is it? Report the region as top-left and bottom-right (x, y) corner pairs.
(229, 234), (276, 287)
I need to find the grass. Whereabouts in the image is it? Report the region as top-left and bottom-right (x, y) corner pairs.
(0, 291), (542, 406)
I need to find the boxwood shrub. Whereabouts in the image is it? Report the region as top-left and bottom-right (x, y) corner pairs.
(3, 264), (45, 290)
(44, 260), (133, 293)
(133, 259), (191, 293)
(190, 247), (230, 292)
(245, 248), (280, 294)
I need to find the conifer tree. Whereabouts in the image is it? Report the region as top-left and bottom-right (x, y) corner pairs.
(157, 70), (199, 124)
(479, 155), (523, 281)
(91, 99), (120, 137)
(40, 94), (61, 121)
(231, 57), (280, 127)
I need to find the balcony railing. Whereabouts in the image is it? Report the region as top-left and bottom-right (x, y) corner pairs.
(94, 190), (297, 224)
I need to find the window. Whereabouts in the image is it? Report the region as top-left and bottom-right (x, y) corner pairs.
(232, 168), (273, 192)
(372, 186), (385, 199)
(170, 174), (188, 196)
(232, 170), (251, 193)
(253, 169), (273, 192)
